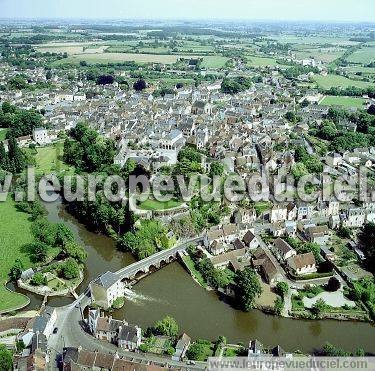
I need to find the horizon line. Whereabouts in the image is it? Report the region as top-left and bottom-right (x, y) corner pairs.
(0, 17), (375, 24)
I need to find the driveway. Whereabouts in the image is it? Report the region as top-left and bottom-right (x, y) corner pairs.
(303, 290), (356, 309)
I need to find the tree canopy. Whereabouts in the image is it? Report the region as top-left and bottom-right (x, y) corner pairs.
(234, 267), (262, 311)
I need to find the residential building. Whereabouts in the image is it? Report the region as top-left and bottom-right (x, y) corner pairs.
(287, 252), (317, 275)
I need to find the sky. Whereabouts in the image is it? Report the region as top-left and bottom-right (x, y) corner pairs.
(0, 0), (374, 22)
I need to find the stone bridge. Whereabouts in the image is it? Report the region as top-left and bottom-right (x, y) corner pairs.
(115, 236), (204, 282)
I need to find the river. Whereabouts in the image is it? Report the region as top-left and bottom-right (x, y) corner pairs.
(13, 196), (375, 354)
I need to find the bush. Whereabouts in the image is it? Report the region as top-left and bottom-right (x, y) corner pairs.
(276, 282), (289, 298)
(30, 272), (46, 286)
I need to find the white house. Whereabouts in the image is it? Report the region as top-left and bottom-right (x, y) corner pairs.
(90, 271), (124, 309)
(273, 238), (297, 261)
(270, 205), (288, 223)
(118, 325), (142, 350)
(287, 252), (317, 275)
(342, 208), (366, 228)
(243, 230), (259, 249)
(33, 128), (50, 145)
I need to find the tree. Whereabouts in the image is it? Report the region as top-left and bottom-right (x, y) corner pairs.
(337, 226), (351, 239)
(63, 241), (87, 264)
(0, 344), (12, 371)
(234, 267), (262, 311)
(9, 259), (24, 281)
(0, 142), (8, 170)
(30, 241), (49, 263)
(166, 346), (175, 356)
(321, 342), (350, 356)
(355, 348), (365, 356)
(96, 75), (114, 85)
(31, 218), (57, 246)
(30, 272), (46, 286)
(326, 277), (341, 292)
(209, 161), (225, 177)
(7, 136), (26, 173)
(55, 223), (74, 246)
(367, 104), (375, 116)
(60, 258), (80, 280)
(133, 79), (147, 91)
(154, 316), (179, 337)
(292, 162), (309, 181)
(276, 282), (289, 298)
(186, 339), (211, 361)
(358, 222), (375, 273)
(221, 76), (252, 94)
(274, 297), (283, 315)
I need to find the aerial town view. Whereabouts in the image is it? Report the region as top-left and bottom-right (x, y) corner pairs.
(0, 0), (374, 370)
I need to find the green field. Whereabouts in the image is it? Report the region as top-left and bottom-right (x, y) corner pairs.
(313, 74), (374, 89)
(200, 56), (229, 69)
(269, 35), (359, 46)
(34, 143), (72, 175)
(246, 55), (278, 67)
(138, 198), (182, 211)
(294, 48), (345, 63)
(53, 52), (184, 65)
(0, 198), (34, 313)
(319, 96), (366, 108)
(27, 142), (74, 176)
(346, 46), (375, 64)
(0, 129), (8, 141)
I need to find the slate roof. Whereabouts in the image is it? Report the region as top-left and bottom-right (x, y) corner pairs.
(93, 271), (119, 289)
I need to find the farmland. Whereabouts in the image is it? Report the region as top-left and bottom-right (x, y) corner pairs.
(246, 55), (278, 67)
(312, 74), (374, 89)
(319, 96), (366, 108)
(53, 52), (228, 67)
(346, 46), (375, 64)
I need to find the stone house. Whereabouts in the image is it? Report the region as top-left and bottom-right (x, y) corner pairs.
(90, 271), (124, 310)
(273, 238), (297, 261)
(287, 252), (317, 275)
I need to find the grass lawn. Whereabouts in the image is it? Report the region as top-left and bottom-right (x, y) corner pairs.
(0, 198), (34, 313)
(138, 198), (182, 211)
(313, 74), (374, 89)
(253, 201), (271, 216)
(29, 142), (74, 176)
(319, 96), (366, 108)
(246, 55), (278, 67)
(0, 129), (8, 141)
(149, 336), (172, 355)
(223, 347), (244, 357)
